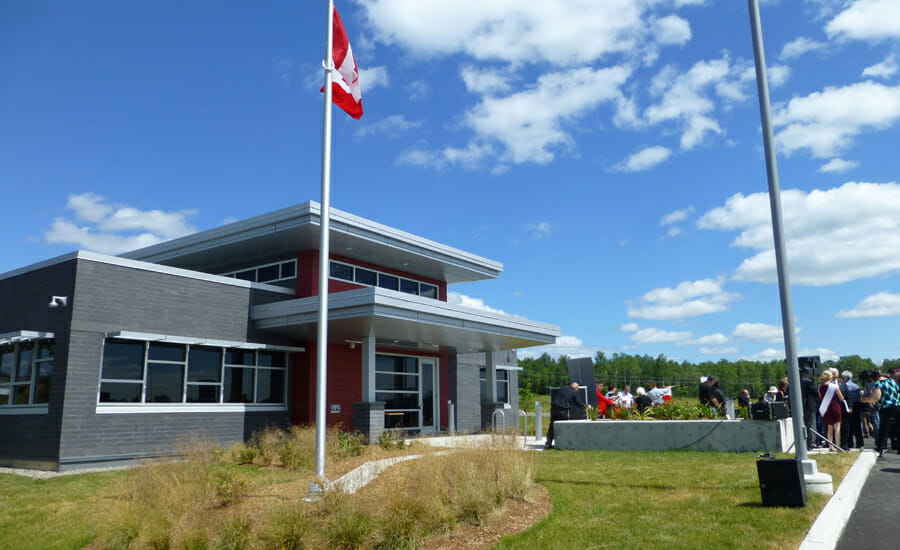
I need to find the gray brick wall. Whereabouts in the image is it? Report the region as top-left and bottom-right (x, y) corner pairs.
(0, 261), (76, 465)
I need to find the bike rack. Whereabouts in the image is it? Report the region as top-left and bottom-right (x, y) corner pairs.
(491, 409), (506, 443)
(518, 409), (528, 446)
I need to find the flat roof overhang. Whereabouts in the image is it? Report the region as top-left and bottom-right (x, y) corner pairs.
(251, 287), (560, 354)
(120, 202), (502, 285)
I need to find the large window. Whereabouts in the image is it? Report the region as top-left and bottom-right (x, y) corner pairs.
(221, 259), (297, 284)
(480, 367), (510, 404)
(0, 339), (53, 406)
(99, 339), (286, 405)
(329, 260), (439, 300)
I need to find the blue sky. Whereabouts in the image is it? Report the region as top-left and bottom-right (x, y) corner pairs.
(3, 0), (899, 364)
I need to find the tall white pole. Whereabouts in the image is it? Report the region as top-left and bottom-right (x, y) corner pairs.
(746, 0), (807, 461)
(314, 0), (336, 487)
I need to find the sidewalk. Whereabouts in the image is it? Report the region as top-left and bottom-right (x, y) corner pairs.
(833, 447), (900, 549)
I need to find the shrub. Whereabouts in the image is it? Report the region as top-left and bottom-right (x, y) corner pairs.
(259, 505), (311, 550)
(324, 493), (372, 549)
(230, 442), (260, 465)
(332, 430), (366, 459)
(377, 430), (406, 450)
(216, 469), (249, 507)
(215, 515), (254, 550)
(254, 426), (286, 467)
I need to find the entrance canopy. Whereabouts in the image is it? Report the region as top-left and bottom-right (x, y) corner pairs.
(252, 287), (559, 353)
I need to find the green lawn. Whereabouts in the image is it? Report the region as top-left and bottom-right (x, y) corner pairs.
(494, 450), (856, 550)
(0, 449), (857, 550)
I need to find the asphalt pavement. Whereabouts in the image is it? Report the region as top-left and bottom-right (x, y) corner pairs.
(834, 443), (900, 550)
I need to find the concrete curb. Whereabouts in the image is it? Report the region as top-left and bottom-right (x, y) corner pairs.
(798, 450), (877, 550)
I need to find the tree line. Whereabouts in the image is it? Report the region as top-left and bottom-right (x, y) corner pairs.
(518, 351), (900, 401)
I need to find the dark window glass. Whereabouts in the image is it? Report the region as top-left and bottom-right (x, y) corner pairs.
(280, 261), (296, 278)
(225, 367), (255, 403)
(102, 340), (145, 380)
(148, 343), (185, 362)
(376, 355), (417, 373)
(99, 382), (142, 403)
(188, 347), (221, 382)
(399, 279), (418, 294)
(35, 363), (52, 404)
(37, 341), (54, 360)
(225, 349), (255, 366)
(0, 390), (8, 405)
(384, 411), (418, 430)
(16, 344), (33, 382)
(187, 384), (220, 403)
(257, 369), (284, 403)
(330, 262), (354, 281)
(0, 348), (14, 383)
(497, 381), (509, 403)
(419, 284), (437, 299)
(257, 351), (285, 368)
(235, 269), (256, 282)
(376, 392), (419, 410)
(146, 363), (184, 403)
(257, 264), (279, 282)
(378, 274), (399, 290)
(376, 373), (418, 391)
(13, 385), (30, 404)
(354, 268), (376, 286)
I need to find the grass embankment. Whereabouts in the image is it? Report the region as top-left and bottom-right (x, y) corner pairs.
(496, 450), (857, 550)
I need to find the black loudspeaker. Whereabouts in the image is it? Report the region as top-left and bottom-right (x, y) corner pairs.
(798, 355), (821, 376)
(567, 357), (597, 407)
(756, 457), (807, 507)
(770, 402), (789, 419)
(750, 402), (771, 420)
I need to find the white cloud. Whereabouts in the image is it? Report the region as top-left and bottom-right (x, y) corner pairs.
(862, 54), (898, 78)
(660, 206), (694, 226)
(644, 55), (749, 150)
(684, 333), (730, 346)
(627, 277), (740, 321)
(407, 80), (429, 100)
(630, 327), (692, 344)
(779, 37), (827, 60)
(819, 158), (860, 173)
(355, 114), (423, 138)
(741, 348), (785, 362)
(732, 322), (788, 344)
(460, 66), (512, 95)
(700, 346), (739, 355)
(446, 291), (507, 315)
(621, 323), (639, 332)
(697, 181), (900, 286)
(837, 291), (900, 317)
(826, 0), (900, 42)
(359, 1), (673, 66)
(396, 142), (493, 170)
(615, 145), (672, 172)
(529, 221), (553, 239)
(773, 82), (900, 158)
(358, 65), (389, 91)
(517, 334), (599, 360)
(653, 15), (691, 46)
(464, 65), (632, 164)
(44, 193), (197, 255)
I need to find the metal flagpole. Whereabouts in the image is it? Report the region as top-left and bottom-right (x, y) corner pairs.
(747, 0), (818, 474)
(311, 0), (335, 496)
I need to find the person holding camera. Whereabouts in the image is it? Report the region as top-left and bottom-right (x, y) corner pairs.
(861, 369), (900, 457)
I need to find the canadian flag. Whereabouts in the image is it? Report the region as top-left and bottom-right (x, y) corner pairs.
(325, 7), (363, 119)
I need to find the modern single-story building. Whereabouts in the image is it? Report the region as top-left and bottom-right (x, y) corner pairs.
(0, 202), (558, 470)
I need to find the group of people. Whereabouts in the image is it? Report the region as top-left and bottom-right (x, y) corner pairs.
(544, 380), (676, 448)
(733, 366), (900, 455)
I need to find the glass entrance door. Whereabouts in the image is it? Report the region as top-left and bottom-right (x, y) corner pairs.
(376, 354), (438, 432)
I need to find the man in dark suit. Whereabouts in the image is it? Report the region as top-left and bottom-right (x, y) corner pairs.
(545, 381), (585, 449)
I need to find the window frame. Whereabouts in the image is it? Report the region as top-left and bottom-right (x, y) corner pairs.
(0, 337), (54, 410)
(329, 260), (440, 300)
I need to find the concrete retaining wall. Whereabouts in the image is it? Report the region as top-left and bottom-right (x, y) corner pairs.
(555, 418), (794, 453)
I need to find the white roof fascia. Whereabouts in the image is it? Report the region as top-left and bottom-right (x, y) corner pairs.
(106, 330), (305, 353)
(120, 201), (503, 281)
(0, 251), (294, 295)
(0, 330), (55, 346)
(252, 287), (559, 341)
